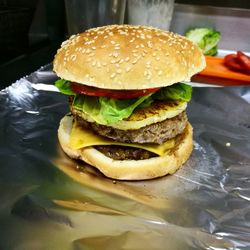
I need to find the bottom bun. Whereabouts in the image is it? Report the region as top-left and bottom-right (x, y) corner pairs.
(58, 115), (193, 180)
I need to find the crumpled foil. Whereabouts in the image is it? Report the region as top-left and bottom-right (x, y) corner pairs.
(0, 64), (250, 250)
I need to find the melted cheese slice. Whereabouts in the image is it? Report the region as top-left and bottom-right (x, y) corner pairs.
(70, 123), (175, 156)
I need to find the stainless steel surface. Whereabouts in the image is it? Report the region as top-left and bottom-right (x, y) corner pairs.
(64, 0), (126, 35)
(127, 0), (175, 30)
(171, 4), (250, 51)
(0, 65), (250, 249)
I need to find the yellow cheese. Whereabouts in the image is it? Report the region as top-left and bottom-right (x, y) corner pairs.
(70, 123), (175, 156)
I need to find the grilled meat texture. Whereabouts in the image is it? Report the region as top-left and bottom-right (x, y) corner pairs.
(73, 111), (187, 144)
(95, 145), (157, 160)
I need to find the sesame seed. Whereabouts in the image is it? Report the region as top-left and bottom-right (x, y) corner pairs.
(125, 57), (130, 62)
(92, 61), (96, 66)
(101, 45), (107, 48)
(71, 54), (76, 61)
(156, 57), (160, 61)
(85, 41), (93, 45)
(147, 41), (153, 48)
(111, 41), (116, 44)
(158, 70), (163, 76)
(126, 67), (131, 72)
(110, 73), (116, 79)
(116, 69), (122, 74)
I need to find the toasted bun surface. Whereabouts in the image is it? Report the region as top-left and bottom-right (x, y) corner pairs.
(58, 115), (193, 180)
(53, 25), (205, 90)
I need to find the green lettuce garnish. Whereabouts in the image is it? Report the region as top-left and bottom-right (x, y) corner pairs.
(185, 28), (221, 56)
(55, 79), (192, 125)
(153, 83), (192, 102)
(55, 79), (76, 95)
(73, 94), (152, 125)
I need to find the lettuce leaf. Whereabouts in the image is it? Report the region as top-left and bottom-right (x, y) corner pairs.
(55, 79), (75, 95)
(185, 28), (221, 56)
(73, 94), (152, 125)
(153, 83), (192, 102)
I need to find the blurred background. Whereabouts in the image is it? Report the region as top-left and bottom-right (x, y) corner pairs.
(0, 0), (250, 88)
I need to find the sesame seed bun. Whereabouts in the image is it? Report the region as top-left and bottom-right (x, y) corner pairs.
(58, 115), (193, 180)
(53, 25), (205, 90)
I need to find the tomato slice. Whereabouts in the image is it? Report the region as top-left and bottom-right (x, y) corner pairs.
(71, 82), (160, 99)
(224, 52), (250, 75)
(237, 51), (250, 71)
(224, 54), (243, 71)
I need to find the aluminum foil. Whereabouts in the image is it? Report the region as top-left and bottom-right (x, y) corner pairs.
(0, 64), (250, 250)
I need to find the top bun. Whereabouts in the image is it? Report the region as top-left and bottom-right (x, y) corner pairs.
(53, 25), (206, 90)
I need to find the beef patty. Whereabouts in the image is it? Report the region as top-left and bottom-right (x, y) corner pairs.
(95, 145), (157, 160)
(94, 125), (187, 160)
(73, 111), (187, 144)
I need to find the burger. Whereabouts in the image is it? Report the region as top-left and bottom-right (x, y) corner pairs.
(53, 25), (205, 180)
